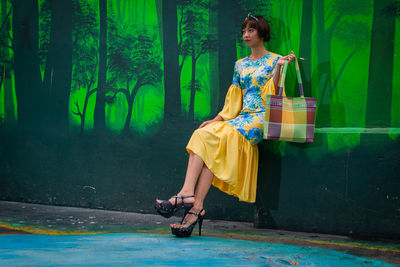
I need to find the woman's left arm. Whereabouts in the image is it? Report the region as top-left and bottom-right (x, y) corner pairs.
(273, 50), (296, 89)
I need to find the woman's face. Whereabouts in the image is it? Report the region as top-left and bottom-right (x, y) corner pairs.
(242, 25), (263, 47)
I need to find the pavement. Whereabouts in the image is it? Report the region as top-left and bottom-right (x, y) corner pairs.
(0, 201), (399, 265)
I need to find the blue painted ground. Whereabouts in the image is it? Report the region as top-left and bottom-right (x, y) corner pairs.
(0, 233), (395, 266)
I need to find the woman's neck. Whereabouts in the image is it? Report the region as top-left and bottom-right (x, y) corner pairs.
(249, 45), (268, 60)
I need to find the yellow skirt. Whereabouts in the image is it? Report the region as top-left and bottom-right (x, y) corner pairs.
(186, 121), (258, 203)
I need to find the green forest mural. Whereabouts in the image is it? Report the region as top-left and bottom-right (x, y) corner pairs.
(0, 0), (398, 137)
(0, 0), (399, 238)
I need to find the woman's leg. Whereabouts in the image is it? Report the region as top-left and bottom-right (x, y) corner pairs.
(156, 152), (204, 205)
(179, 152), (204, 195)
(171, 164), (213, 228)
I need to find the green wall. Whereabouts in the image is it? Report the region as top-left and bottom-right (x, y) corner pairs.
(0, 0), (399, 239)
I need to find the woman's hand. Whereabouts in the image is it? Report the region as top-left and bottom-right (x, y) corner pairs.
(276, 50), (296, 67)
(198, 115), (223, 129)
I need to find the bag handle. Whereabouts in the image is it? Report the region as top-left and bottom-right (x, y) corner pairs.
(278, 56), (304, 97)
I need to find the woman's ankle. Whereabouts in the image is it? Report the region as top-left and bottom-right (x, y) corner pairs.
(192, 201), (203, 211)
(177, 190), (195, 197)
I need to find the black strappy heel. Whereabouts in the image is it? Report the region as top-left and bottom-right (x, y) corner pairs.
(171, 209), (205, 237)
(154, 195), (194, 218)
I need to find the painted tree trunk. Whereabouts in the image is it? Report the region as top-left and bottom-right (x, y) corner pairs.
(217, 0), (237, 111)
(12, 0), (43, 132)
(80, 99), (88, 134)
(116, 0), (122, 22)
(134, 0), (138, 25)
(1, 0), (15, 126)
(188, 44), (196, 121)
(142, 0), (146, 27)
(80, 88), (94, 134)
(43, 0), (73, 135)
(123, 99), (134, 133)
(208, 0), (219, 115)
(160, 0), (180, 121)
(315, 0), (332, 127)
(365, 0), (395, 127)
(94, 0), (107, 132)
(123, 82), (140, 133)
(298, 0), (313, 98)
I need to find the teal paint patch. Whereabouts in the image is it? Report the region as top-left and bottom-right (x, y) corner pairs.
(0, 233), (395, 266)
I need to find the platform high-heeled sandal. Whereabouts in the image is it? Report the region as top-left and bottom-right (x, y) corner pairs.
(154, 195), (194, 218)
(171, 209), (205, 238)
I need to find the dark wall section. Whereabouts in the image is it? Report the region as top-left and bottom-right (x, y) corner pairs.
(1, 131), (399, 238)
(0, 131), (254, 222)
(256, 134), (400, 239)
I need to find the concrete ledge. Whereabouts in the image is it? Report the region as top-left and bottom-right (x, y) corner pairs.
(315, 127), (400, 134)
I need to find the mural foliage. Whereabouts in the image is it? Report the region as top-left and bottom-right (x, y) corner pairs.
(0, 0), (399, 139)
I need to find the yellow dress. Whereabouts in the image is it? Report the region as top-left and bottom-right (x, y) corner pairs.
(186, 52), (284, 203)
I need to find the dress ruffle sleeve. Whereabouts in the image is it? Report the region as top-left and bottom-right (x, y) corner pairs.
(218, 61), (243, 120)
(218, 84), (242, 120)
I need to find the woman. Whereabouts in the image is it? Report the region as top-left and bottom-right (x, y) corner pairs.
(155, 13), (296, 237)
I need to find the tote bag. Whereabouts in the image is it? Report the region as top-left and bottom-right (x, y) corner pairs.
(263, 58), (316, 143)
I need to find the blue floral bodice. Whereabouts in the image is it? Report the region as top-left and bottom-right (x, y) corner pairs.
(225, 52), (281, 144)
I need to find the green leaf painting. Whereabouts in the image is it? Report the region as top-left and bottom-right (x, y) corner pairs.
(0, 0), (398, 141)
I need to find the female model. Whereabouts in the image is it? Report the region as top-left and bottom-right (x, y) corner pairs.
(155, 13), (296, 237)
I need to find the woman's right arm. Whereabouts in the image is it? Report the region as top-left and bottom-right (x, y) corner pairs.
(272, 64), (282, 90)
(198, 115), (223, 129)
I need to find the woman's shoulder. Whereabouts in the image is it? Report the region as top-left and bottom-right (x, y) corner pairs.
(235, 52), (282, 64)
(264, 52), (282, 67)
(267, 51), (283, 59)
(233, 57), (248, 71)
(236, 57), (248, 64)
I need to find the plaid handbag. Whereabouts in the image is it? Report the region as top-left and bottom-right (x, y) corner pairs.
(263, 57), (316, 143)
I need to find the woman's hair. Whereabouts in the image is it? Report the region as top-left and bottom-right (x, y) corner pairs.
(241, 15), (271, 42)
